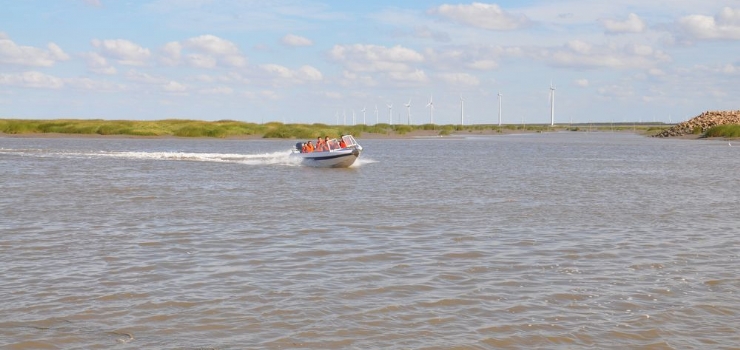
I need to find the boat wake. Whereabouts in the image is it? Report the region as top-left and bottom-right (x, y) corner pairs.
(352, 157), (377, 167)
(0, 148), (303, 166)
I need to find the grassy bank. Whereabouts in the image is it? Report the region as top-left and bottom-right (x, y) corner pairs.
(703, 124), (740, 138)
(0, 118), (670, 139)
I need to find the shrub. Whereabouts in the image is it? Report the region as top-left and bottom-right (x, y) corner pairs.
(704, 124), (740, 138)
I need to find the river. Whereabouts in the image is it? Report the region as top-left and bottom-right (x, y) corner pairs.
(1, 132), (738, 349)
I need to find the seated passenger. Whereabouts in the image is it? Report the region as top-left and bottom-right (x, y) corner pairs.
(316, 136), (329, 152)
(305, 141), (314, 152)
(339, 138), (347, 148)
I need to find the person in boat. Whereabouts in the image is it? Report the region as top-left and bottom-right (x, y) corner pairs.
(304, 140), (314, 153)
(315, 136), (329, 152)
(324, 136), (337, 150)
(300, 142), (307, 153)
(338, 138), (347, 148)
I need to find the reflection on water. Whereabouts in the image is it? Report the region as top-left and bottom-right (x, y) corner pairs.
(1, 133), (739, 349)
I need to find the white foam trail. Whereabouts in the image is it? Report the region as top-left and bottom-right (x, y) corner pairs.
(351, 157), (377, 167)
(94, 150), (301, 166)
(0, 148), (302, 166)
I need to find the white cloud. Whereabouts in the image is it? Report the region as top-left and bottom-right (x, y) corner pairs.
(413, 25), (451, 43)
(0, 36), (69, 66)
(221, 55), (246, 68)
(722, 64), (740, 74)
(0, 71), (64, 89)
(191, 72), (248, 84)
(467, 59), (498, 70)
(66, 77), (120, 91)
(324, 91), (342, 99)
(185, 34), (240, 55)
(341, 70), (377, 86)
(162, 81), (187, 92)
(261, 64), (292, 78)
(186, 53), (217, 68)
(437, 72), (479, 86)
(575, 79), (589, 87)
(47, 43), (70, 61)
(677, 7), (740, 40)
(428, 3), (530, 30)
(260, 64), (324, 82)
(388, 69), (429, 83)
(92, 39), (150, 66)
(244, 90), (278, 100)
(330, 44), (424, 75)
(545, 40), (671, 69)
(331, 44), (423, 65)
(160, 41), (182, 66)
(597, 84), (634, 98)
(82, 52), (117, 75)
(162, 35), (247, 68)
(126, 69), (166, 84)
(602, 13), (646, 34)
(199, 86), (233, 95)
(296, 65), (323, 81)
(281, 34), (313, 47)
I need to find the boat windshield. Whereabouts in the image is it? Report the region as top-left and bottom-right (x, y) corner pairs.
(341, 135), (358, 147)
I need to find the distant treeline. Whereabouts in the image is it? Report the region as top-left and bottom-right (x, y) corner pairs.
(0, 118), (672, 138)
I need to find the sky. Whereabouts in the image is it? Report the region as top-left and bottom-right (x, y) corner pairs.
(1, 0), (739, 125)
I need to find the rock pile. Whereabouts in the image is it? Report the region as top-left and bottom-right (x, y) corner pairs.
(653, 110), (740, 137)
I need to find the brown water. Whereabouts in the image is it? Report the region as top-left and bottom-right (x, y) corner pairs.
(1, 133), (739, 349)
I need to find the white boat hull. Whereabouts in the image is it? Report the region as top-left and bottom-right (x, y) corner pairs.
(291, 135), (363, 168)
(292, 148), (360, 168)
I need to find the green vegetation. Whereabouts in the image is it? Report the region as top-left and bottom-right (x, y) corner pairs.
(703, 124), (740, 138)
(0, 118), (671, 139)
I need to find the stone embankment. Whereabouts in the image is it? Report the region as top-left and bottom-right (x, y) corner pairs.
(654, 110), (740, 137)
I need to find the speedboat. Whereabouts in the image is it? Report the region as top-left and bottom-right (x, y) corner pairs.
(291, 135), (363, 168)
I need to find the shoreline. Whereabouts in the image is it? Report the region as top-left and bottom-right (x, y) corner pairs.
(0, 129), (721, 141)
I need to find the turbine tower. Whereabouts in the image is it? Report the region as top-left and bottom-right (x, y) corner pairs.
(361, 107), (366, 125)
(549, 82), (555, 126)
(426, 95), (434, 124)
(343, 110), (347, 125)
(374, 105), (379, 125)
(460, 94), (465, 126)
(405, 99), (411, 125)
(498, 92), (502, 126)
(386, 104), (393, 125)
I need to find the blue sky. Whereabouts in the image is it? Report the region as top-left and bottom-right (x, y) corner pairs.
(1, 0), (739, 125)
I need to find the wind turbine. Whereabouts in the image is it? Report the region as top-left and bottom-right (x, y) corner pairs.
(374, 105), (379, 125)
(549, 82), (555, 126)
(386, 104), (393, 125)
(497, 92), (502, 126)
(426, 95), (434, 124)
(460, 94), (465, 126)
(361, 107), (366, 125)
(405, 99), (411, 125)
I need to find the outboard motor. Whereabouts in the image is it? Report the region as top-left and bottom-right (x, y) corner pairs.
(295, 142), (303, 151)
